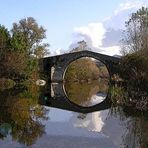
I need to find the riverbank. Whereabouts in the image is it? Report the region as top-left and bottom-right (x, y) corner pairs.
(110, 86), (148, 111)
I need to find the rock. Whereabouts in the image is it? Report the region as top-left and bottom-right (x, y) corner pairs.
(36, 79), (46, 86)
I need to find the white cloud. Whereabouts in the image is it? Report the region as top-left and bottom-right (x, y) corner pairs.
(51, 48), (65, 56)
(68, 0), (148, 56)
(73, 23), (106, 48)
(51, 0), (147, 56)
(104, 0), (147, 29)
(70, 22), (121, 55)
(100, 46), (121, 56)
(114, 0), (146, 15)
(70, 22), (122, 55)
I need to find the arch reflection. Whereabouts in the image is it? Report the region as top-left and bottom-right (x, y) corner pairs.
(64, 57), (110, 107)
(39, 82), (112, 113)
(64, 80), (109, 107)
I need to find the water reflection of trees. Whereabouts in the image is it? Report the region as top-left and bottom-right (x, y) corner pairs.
(109, 106), (148, 148)
(122, 110), (148, 148)
(0, 85), (48, 146)
(64, 80), (109, 107)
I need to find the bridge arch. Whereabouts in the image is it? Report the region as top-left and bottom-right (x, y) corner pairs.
(62, 55), (110, 82)
(44, 50), (120, 82)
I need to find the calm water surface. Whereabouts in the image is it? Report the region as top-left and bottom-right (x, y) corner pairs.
(0, 82), (147, 148)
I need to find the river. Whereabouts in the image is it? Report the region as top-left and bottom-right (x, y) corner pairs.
(0, 81), (147, 148)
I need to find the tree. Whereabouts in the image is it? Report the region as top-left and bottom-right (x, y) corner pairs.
(34, 43), (49, 58)
(64, 58), (104, 81)
(0, 17), (49, 81)
(11, 17), (49, 56)
(121, 7), (148, 55)
(120, 54), (148, 92)
(0, 25), (11, 59)
(70, 40), (90, 53)
(10, 17), (49, 79)
(0, 25), (10, 49)
(0, 26), (12, 78)
(119, 7), (148, 92)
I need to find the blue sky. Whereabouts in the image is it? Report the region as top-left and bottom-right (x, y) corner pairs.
(1, 0), (148, 55)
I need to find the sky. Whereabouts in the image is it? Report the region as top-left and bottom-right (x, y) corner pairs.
(1, 0), (148, 56)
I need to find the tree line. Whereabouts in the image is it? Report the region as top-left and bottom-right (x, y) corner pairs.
(119, 7), (148, 92)
(111, 7), (148, 111)
(0, 17), (49, 88)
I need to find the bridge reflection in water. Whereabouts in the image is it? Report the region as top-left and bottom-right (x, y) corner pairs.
(39, 81), (112, 113)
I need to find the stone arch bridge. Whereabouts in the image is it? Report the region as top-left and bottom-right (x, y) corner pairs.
(39, 50), (121, 82)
